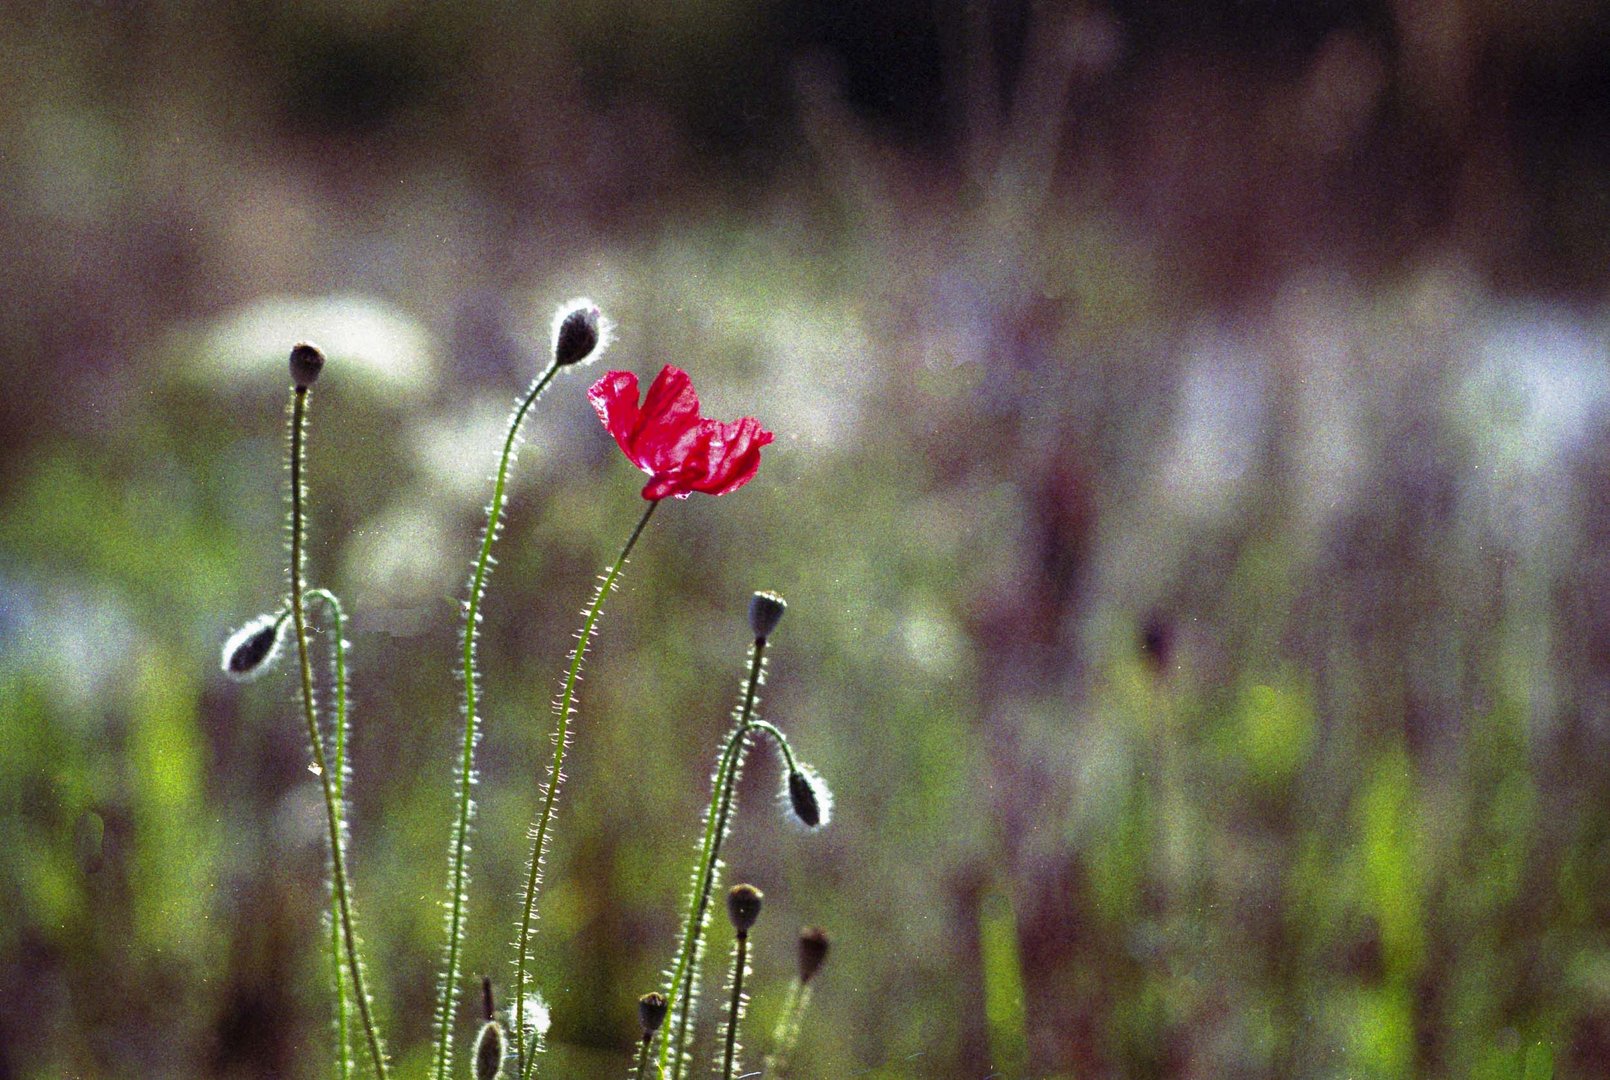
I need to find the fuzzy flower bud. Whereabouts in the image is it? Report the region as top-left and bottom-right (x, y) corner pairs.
(784, 765), (833, 830)
(474, 1020), (506, 1080)
(221, 613), (285, 681)
(289, 341), (325, 389)
(748, 590), (787, 638)
(552, 298), (609, 367)
(727, 884), (763, 935)
(797, 926), (830, 985)
(638, 991), (668, 1034)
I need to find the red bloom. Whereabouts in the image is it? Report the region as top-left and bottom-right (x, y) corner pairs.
(588, 365), (774, 500)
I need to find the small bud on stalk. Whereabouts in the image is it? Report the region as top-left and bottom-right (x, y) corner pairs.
(552, 299), (608, 367)
(798, 927), (830, 985)
(221, 613), (286, 681)
(748, 590), (787, 639)
(727, 884), (763, 935)
(289, 341), (325, 389)
(473, 1020), (506, 1080)
(785, 766), (833, 830)
(638, 992), (668, 1034)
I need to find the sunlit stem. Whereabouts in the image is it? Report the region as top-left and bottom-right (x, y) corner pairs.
(660, 638), (767, 1080)
(763, 981), (813, 1077)
(516, 499), (660, 1080)
(305, 588), (353, 1080)
(288, 389), (389, 1080)
(721, 931), (749, 1080)
(433, 362), (561, 1080)
(633, 1034), (654, 1080)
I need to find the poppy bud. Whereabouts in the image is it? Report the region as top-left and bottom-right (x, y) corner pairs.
(784, 765), (833, 830)
(727, 884), (763, 935)
(221, 613), (285, 681)
(289, 342), (325, 389)
(748, 590), (787, 638)
(797, 926), (829, 984)
(552, 298), (608, 367)
(638, 991), (668, 1034)
(474, 1020), (506, 1080)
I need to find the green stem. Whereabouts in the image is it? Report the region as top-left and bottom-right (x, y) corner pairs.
(633, 1035), (654, 1080)
(433, 363), (560, 1080)
(721, 933), (749, 1080)
(660, 639), (767, 1080)
(516, 499), (660, 1080)
(305, 588), (353, 1080)
(288, 389), (389, 1080)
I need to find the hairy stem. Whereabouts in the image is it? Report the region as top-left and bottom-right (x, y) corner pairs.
(289, 389), (389, 1080)
(516, 499), (659, 1080)
(306, 588), (353, 1080)
(433, 363), (560, 1080)
(660, 639), (767, 1080)
(721, 933), (749, 1080)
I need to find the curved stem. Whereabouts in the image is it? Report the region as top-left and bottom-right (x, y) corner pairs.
(516, 499), (660, 1080)
(289, 389), (389, 1080)
(306, 588), (353, 1080)
(433, 363), (560, 1080)
(722, 933), (749, 1080)
(661, 639), (767, 1080)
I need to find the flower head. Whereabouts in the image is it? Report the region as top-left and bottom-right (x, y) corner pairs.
(797, 926), (830, 984)
(727, 883), (764, 934)
(221, 613), (286, 681)
(783, 764), (833, 830)
(551, 298), (611, 368)
(587, 365), (773, 501)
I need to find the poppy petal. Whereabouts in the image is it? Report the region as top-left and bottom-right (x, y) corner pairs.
(587, 370), (643, 460)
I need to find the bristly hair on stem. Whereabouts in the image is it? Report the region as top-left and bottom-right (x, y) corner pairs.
(721, 886), (762, 1080)
(515, 499), (659, 1080)
(432, 355), (564, 1080)
(659, 637), (768, 1080)
(285, 376), (390, 1079)
(304, 588), (355, 1080)
(438, 299), (612, 1080)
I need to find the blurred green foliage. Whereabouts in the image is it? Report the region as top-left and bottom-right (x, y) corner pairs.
(5, 2), (1610, 1078)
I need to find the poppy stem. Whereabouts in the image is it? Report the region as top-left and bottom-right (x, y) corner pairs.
(659, 638), (767, 1080)
(433, 362), (561, 1080)
(721, 931), (749, 1080)
(633, 1033), (654, 1080)
(515, 498), (659, 1080)
(287, 388), (390, 1080)
(304, 587), (354, 1080)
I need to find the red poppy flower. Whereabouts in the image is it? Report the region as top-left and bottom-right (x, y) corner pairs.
(588, 365), (774, 500)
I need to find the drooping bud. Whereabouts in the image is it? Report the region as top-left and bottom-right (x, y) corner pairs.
(473, 1020), (506, 1080)
(289, 342), (325, 389)
(221, 613), (286, 681)
(797, 927), (830, 984)
(785, 765), (833, 830)
(637, 991), (668, 1034)
(727, 884), (763, 935)
(551, 298), (609, 367)
(748, 590), (787, 639)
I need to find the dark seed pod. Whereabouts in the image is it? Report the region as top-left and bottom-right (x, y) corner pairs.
(221, 614), (285, 681)
(727, 884), (763, 935)
(474, 1020), (506, 1080)
(785, 766), (833, 829)
(748, 590), (787, 639)
(289, 342), (325, 389)
(797, 927), (830, 985)
(552, 299), (606, 367)
(638, 991), (668, 1034)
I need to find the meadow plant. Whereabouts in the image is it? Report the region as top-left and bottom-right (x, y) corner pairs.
(220, 305), (833, 1079)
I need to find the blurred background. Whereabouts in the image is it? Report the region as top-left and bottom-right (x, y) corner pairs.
(3, 1), (1610, 1076)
